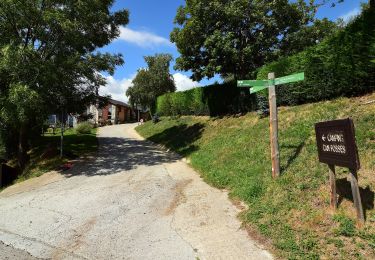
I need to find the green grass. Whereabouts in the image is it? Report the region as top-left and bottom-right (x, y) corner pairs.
(136, 92), (375, 259)
(17, 127), (98, 182)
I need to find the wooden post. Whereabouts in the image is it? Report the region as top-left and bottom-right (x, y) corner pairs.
(328, 165), (337, 209)
(60, 109), (64, 158)
(349, 169), (365, 223)
(268, 72), (280, 178)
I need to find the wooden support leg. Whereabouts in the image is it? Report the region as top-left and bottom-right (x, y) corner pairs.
(349, 169), (365, 223)
(328, 165), (337, 210)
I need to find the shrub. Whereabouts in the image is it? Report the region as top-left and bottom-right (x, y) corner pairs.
(256, 6), (375, 107)
(75, 122), (93, 134)
(157, 81), (256, 116)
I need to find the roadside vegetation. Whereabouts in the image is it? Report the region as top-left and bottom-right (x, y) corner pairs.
(0, 1), (128, 173)
(136, 92), (375, 259)
(75, 122), (94, 135)
(0, 139), (4, 160)
(5, 126), (97, 187)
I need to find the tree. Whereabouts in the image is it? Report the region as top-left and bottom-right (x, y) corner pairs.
(280, 18), (339, 56)
(0, 0), (129, 169)
(126, 54), (175, 113)
(170, 0), (337, 81)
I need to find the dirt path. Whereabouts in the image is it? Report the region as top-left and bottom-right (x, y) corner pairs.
(0, 124), (272, 260)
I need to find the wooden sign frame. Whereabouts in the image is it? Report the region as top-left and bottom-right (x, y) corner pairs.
(315, 118), (364, 223)
(315, 118), (360, 170)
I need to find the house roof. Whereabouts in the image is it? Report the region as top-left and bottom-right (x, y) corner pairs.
(108, 98), (131, 108)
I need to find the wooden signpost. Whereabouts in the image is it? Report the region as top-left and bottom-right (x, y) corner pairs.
(315, 118), (364, 223)
(237, 72), (305, 178)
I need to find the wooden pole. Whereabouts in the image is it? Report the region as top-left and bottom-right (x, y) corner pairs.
(268, 72), (280, 178)
(60, 109), (64, 158)
(349, 169), (365, 223)
(328, 164), (337, 209)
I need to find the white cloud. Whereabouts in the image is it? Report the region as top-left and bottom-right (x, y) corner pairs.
(99, 75), (135, 103)
(339, 7), (361, 23)
(99, 73), (199, 103)
(173, 73), (200, 92)
(118, 26), (173, 48)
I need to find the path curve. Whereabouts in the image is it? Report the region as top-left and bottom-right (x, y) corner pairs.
(0, 124), (272, 260)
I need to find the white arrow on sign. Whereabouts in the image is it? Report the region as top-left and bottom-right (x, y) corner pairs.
(322, 135), (326, 141)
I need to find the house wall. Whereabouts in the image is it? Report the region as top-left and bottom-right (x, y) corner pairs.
(118, 107), (125, 123)
(102, 105), (109, 122)
(86, 102), (134, 126)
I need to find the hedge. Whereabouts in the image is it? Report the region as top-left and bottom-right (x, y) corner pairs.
(156, 81), (257, 116)
(256, 6), (375, 106)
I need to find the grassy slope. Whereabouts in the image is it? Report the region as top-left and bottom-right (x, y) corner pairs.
(137, 92), (375, 259)
(17, 127), (98, 183)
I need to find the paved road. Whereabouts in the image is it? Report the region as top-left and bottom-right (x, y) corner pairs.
(0, 124), (272, 260)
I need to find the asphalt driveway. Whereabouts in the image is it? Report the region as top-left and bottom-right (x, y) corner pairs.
(0, 124), (272, 260)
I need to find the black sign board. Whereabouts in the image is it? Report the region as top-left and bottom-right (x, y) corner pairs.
(315, 118), (360, 170)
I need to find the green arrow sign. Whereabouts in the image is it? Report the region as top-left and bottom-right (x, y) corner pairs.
(274, 72), (304, 85)
(250, 85), (269, 94)
(237, 80), (269, 87)
(238, 72), (305, 94)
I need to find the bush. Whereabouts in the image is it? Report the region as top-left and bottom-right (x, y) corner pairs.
(256, 6), (375, 107)
(157, 81), (257, 116)
(75, 122), (93, 134)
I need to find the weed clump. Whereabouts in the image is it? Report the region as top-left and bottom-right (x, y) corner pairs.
(333, 215), (356, 237)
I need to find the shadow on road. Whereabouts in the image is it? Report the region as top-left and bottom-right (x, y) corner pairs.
(62, 136), (180, 177)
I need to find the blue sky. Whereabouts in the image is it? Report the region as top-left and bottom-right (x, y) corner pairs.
(100, 0), (367, 102)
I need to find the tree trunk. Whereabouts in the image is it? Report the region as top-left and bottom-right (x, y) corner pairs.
(17, 124), (29, 171)
(370, 0), (374, 9)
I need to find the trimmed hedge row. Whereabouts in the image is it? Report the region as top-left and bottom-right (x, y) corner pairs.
(158, 7), (374, 117)
(256, 7), (375, 106)
(156, 82), (256, 116)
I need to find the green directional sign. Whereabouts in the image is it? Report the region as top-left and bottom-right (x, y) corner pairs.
(238, 72), (305, 94)
(250, 85), (269, 94)
(237, 80), (269, 87)
(274, 72), (304, 85)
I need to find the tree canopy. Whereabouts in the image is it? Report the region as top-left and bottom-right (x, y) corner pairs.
(170, 0), (338, 81)
(0, 0), (129, 168)
(126, 53), (176, 112)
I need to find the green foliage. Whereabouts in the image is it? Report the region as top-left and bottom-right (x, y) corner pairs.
(0, 84), (42, 126)
(75, 122), (93, 135)
(0, 138), (4, 160)
(256, 6), (375, 106)
(333, 215), (356, 237)
(280, 18), (340, 56)
(156, 82), (256, 116)
(171, 0), (337, 80)
(0, 0), (128, 166)
(126, 53), (175, 112)
(19, 128), (97, 183)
